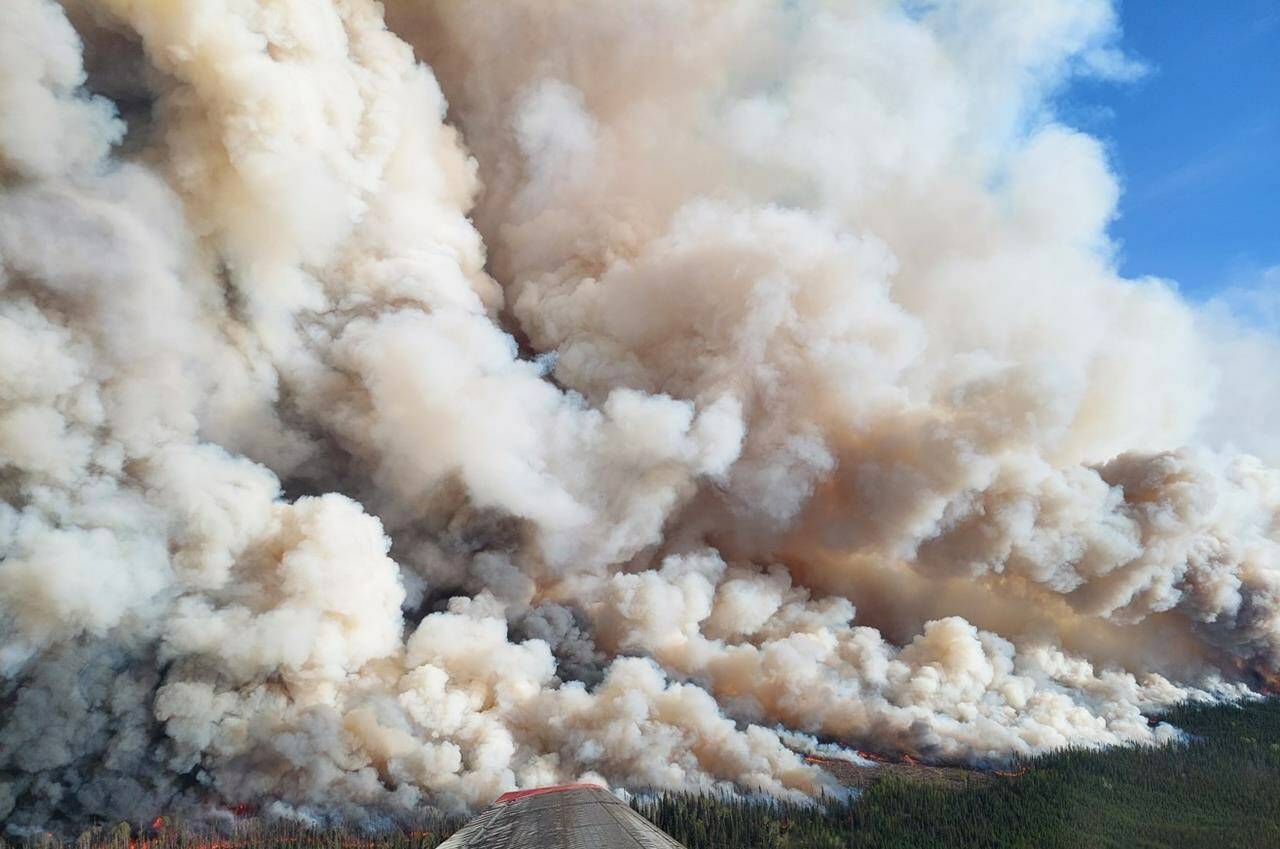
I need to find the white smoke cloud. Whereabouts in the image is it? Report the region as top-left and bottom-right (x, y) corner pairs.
(0, 0), (1277, 834)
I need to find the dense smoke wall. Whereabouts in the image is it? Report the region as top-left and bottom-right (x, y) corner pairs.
(1, 0), (1278, 834)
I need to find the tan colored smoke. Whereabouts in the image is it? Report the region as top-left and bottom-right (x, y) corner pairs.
(1, 0), (1277, 834)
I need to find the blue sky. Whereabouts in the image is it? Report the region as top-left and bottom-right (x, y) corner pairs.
(1059, 0), (1278, 300)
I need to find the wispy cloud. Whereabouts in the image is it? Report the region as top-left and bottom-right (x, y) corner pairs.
(1133, 117), (1276, 205)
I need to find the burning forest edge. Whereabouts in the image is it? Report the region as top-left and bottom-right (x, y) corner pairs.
(6, 698), (1279, 849)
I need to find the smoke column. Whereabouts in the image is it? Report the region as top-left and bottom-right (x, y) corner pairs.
(2, 0), (1278, 833)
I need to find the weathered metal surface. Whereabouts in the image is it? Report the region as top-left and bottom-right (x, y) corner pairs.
(437, 785), (687, 849)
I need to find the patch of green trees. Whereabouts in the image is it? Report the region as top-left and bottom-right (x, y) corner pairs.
(632, 698), (1280, 849)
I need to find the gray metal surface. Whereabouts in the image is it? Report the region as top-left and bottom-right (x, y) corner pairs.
(438, 785), (687, 849)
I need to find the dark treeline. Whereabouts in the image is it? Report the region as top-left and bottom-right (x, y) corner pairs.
(0, 815), (465, 849)
(631, 698), (1280, 849)
(5, 699), (1277, 849)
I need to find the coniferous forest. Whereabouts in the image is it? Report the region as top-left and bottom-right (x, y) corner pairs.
(6, 699), (1277, 849)
(632, 698), (1280, 849)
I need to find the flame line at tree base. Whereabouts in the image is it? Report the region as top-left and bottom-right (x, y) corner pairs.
(6, 699), (1277, 849)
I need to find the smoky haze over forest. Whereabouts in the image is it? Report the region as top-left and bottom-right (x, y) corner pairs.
(2, 0), (1280, 835)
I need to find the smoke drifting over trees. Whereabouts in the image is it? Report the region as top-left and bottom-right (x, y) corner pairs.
(1, 0), (1278, 834)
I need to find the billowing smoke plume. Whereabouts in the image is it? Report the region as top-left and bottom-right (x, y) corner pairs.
(2, 0), (1278, 833)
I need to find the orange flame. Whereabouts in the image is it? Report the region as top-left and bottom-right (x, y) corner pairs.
(1230, 657), (1280, 696)
(804, 750), (925, 767)
(803, 754), (848, 767)
(1257, 667), (1280, 696)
